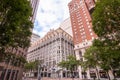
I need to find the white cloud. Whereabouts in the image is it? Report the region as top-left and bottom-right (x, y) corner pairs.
(33, 0), (71, 37)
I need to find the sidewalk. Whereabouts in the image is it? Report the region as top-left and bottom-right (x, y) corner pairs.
(42, 78), (81, 80)
(24, 77), (84, 80)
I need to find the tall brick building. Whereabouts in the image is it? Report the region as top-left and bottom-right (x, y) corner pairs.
(68, 0), (96, 45)
(68, 0), (97, 79)
(68, 0), (120, 80)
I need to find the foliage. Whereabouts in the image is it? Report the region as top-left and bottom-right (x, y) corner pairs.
(58, 55), (80, 79)
(92, 0), (120, 37)
(24, 60), (40, 71)
(58, 55), (80, 71)
(91, 0), (120, 71)
(0, 52), (26, 67)
(84, 1), (120, 79)
(0, 0), (33, 59)
(82, 46), (100, 70)
(92, 0), (120, 56)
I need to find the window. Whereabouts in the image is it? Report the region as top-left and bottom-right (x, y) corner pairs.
(88, 25), (90, 28)
(81, 32), (85, 35)
(90, 33), (93, 35)
(89, 29), (92, 32)
(85, 39), (87, 42)
(79, 51), (82, 57)
(87, 22), (89, 25)
(92, 37), (94, 40)
(86, 19), (88, 21)
(85, 16), (87, 19)
(82, 35), (86, 39)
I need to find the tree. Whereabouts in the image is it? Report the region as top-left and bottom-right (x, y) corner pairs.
(24, 62), (34, 71)
(58, 55), (80, 80)
(92, 0), (120, 63)
(83, 39), (120, 80)
(91, 0), (120, 79)
(92, 0), (120, 38)
(0, 0), (33, 60)
(24, 60), (39, 71)
(83, 46), (100, 80)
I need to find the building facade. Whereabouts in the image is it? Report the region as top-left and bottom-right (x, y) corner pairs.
(29, 0), (40, 22)
(68, 0), (96, 45)
(0, 0), (40, 80)
(68, 0), (120, 80)
(30, 33), (40, 44)
(60, 18), (73, 37)
(26, 28), (77, 78)
(0, 47), (27, 80)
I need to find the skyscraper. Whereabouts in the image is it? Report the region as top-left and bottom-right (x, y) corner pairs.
(30, 0), (40, 22)
(68, 0), (96, 45)
(30, 33), (40, 44)
(60, 18), (73, 36)
(68, 0), (97, 79)
(26, 28), (75, 78)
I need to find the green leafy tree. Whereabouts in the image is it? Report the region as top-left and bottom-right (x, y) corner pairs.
(91, 0), (120, 79)
(24, 60), (39, 71)
(92, 0), (120, 65)
(93, 0), (120, 38)
(0, 0), (33, 60)
(58, 55), (80, 80)
(24, 62), (33, 71)
(84, 40), (120, 80)
(83, 46), (100, 80)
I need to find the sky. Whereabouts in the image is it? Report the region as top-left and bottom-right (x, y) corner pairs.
(33, 0), (71, 37)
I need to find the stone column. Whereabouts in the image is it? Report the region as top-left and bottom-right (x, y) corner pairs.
(8, 69), (13, 80)
(75, 50), (82, 79)
(78, 66), (82, 79)
(60, 71), (63, 78)
(13, 70), (17, 80)
(65, 71), (67, 78)
(3, 68), (8, 80)
(0, 66), (3, 77)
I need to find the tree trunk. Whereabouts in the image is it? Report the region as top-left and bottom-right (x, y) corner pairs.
(110, 66), (116, 80)
(106, 71), (111, 80)
(95, 66), (100, 80)
(71, 71), (74, 80)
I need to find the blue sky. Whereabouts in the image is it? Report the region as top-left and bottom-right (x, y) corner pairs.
(33, 0), (71, 37)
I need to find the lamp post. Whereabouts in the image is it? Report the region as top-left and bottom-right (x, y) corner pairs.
(52, 67), (56, 79)
(38, 64), (46, 80)
(38, 64), (41, 80)
(56, 67), (62, 80)
(51, 67), (62, 80)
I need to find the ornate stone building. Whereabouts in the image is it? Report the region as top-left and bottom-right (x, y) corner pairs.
(26, 28), (77, 78)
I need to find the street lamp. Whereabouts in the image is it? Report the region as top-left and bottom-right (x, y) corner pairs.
(56, 67), (62, 80)
(38, 64), (41, 80)
(51, 67), (62, 80)
(38, 64), (46, 80)
(51, 67), (56, 78)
